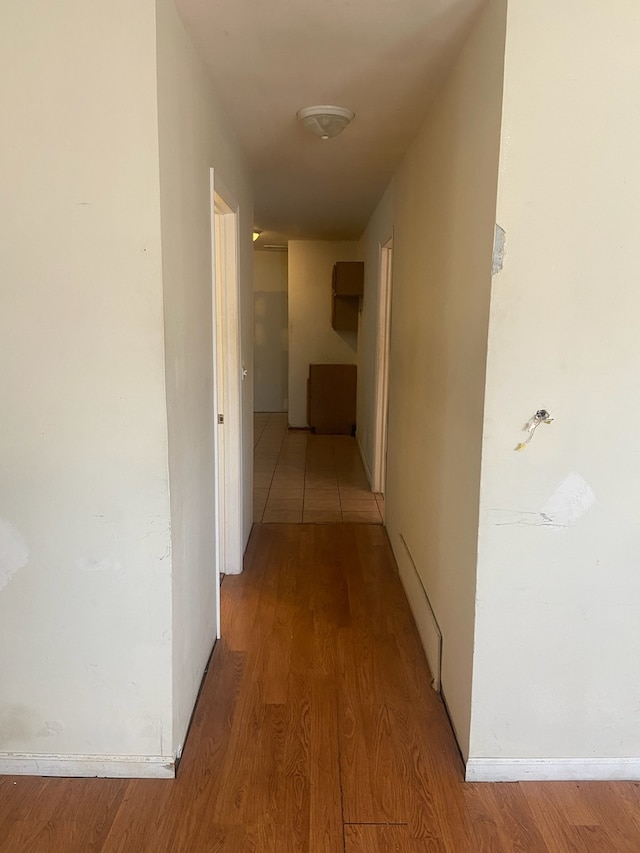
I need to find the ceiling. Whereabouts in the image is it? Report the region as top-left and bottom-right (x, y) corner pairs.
(174, 0), (486, 246)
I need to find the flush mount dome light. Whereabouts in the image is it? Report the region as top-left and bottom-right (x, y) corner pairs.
(297, 105), (354, 140)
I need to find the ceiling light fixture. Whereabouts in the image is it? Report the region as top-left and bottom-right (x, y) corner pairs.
(297, 105), (354, 140)
(252, 230), (262, 242)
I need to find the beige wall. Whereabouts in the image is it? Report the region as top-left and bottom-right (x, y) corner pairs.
(254, 251), (289, 413)
(0, 1), (173, 762)
(288, 241), (359, 427)
(470, 0), (640, 770)
(155, 0), (253, 757)
(371, 0), (507, 758)
(356, 183), (395, 482)
(0, 0), (254, 774)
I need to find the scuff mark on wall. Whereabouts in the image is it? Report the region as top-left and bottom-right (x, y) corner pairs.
(77, 557), (122, 573)
(37, 720), (65, 737)
(140, 716), (165, 755)
(0, 704), (38, 746)
(0, 519), (29, 592)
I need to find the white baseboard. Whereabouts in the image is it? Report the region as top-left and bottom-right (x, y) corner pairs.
(0, 753), (175, 779)
(466, 757), (640, 782)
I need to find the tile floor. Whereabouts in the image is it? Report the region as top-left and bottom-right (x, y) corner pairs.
(253, 412), (384, 524)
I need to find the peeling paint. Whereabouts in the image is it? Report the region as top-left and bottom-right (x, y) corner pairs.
(0, 519), (29, 592)
(492, 224), (506, 275)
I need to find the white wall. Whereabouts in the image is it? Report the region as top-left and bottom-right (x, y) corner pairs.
(0, 1), (173, 765)
(470, 0), (640, 773)
(374, 0), (507, 758)
(288, 241), (359, 427)
(155, 0), (253, 757)
(254, 251), (289, 413)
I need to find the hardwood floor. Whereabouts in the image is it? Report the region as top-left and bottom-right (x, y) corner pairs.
(2, 523), (640, 851)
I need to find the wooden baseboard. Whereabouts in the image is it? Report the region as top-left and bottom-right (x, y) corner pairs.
(0, 753), (175, 779)
(465, 757), (640, 782)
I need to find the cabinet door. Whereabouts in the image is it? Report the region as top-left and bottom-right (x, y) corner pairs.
(308, 364), (357, 435)
(333, 261), (364, 296)
(332, 295), (359, 332)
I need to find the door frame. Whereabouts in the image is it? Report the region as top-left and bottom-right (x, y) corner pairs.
(210, 169), (243, 637)
(372, 236), (393, 500)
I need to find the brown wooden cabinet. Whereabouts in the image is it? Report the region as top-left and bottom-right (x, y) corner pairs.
(307, 364), (357, 435)
(331, 261), (363, 332)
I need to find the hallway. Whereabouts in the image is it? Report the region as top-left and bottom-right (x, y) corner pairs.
(254, 413), (384, 524)
(3, 523), (640, 852)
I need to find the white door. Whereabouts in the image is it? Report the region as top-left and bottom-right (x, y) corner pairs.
(211, 172), (244, 637)
(372, 238), (393, 506)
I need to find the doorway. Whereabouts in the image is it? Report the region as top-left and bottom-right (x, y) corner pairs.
(211, 171), (243, 636)
(372, 237), (393, 507)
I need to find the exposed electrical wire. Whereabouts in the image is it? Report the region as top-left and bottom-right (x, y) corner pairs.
(515, 409), (553, 452)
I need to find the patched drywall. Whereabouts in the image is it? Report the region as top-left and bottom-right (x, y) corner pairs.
(489, 472), (596, 530)
(491, 224), (506, 275)
(539, 473), (595, 528)
(0, 520), (28, 592)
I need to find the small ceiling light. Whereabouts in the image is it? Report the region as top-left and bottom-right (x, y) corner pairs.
(253, 230), (262, 242)
(297, 105), (354, 140)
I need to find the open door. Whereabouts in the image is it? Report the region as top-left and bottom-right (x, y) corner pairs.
(372, 237), (393, 508)
(211, 172), (243, 637)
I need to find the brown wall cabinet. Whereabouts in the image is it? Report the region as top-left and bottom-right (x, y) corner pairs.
(331, 261), (364, 332)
